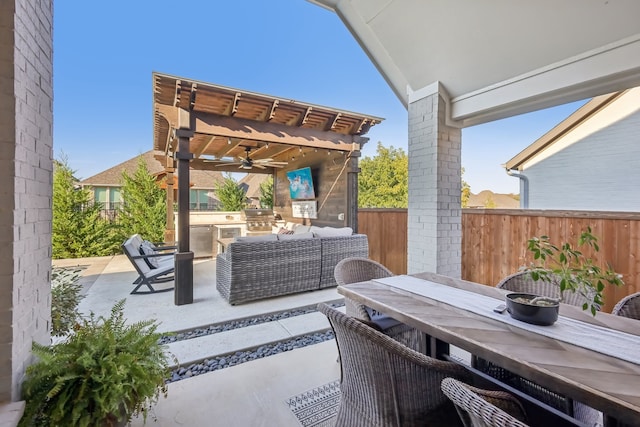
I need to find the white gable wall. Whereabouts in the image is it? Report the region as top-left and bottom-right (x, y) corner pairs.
(520, 88), (640, 211)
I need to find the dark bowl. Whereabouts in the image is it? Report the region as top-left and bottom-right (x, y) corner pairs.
(505, 293), (559, 326)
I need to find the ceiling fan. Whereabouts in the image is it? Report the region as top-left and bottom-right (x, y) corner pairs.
(207, 146), (288, 170)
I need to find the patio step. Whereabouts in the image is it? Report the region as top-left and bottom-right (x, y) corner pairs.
(165, 308), (343, 368)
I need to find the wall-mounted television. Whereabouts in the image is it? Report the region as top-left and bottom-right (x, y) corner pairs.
(286, 167), (316, 200)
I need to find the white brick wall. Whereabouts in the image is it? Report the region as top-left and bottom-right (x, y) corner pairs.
(0, 0), (53, 401)
(407, 91), (462, 276)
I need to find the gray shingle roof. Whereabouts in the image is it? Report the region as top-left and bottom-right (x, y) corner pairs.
(80, 150), (225, 188)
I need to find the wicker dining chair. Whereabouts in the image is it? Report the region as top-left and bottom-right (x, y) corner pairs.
(441, 378), (529, 427)
(318, 303), (471, 427)
(496, 271), (595, 307)
(612, 291), (640, 320)
(474, 270), (600, 425)
(334, 257), (426, 352)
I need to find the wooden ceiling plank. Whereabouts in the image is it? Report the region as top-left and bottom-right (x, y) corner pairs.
(194, 135), (216, 159)
(216, 138), (243, 158)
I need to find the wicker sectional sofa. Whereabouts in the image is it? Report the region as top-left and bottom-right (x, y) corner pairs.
(215, 232), (369, 304)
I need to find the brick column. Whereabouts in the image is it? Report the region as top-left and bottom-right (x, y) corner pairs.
(407, 88), (462, 276)
(0, 0), (53, 402)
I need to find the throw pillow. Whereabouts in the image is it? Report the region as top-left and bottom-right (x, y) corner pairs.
(277, 227), (294, 235)
(139, 241), (159, 269)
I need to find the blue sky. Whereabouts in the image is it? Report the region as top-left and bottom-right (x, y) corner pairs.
(54, 0), (586, 194)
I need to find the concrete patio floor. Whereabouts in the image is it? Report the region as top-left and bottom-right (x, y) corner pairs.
(53, 255), (344, 427)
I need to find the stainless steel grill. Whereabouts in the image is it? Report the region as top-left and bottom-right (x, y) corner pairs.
(243, 209), (275, 232)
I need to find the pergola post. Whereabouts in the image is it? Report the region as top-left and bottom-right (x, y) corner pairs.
(174, 129), (194, 305)
(164, 157), (175, 244)
(346, 150), (361, 232)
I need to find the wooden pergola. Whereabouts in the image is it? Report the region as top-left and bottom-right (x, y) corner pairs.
(152, 72), (383, 304)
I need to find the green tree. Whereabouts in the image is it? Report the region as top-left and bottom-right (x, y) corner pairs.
(119, 157), (166, 242)
(215, 173), (247, 211)
(358, 142), (408, 208)
(259, 175), (274, 209)
(461, 167), (471, 208)
(484, 194), (497, 208)
(52, 158), (120, 258)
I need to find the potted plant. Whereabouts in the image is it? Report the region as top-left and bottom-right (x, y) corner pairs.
(20, 299), (172, 427)
(514, 226), (624, 322)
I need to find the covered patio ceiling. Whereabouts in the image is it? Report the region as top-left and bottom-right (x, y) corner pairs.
(309, 0), (640, 127)
(153, 72), (383, 174)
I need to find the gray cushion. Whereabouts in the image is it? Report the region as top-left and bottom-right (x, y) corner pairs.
(277, 231), (315, 241)
(293, 225), (311, 234)
(312, 226), (353, 237)
(234, 234), (278, 243)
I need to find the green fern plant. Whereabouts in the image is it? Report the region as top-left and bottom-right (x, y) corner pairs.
(20, 300), (172, 427)
(523, 226), (624, 315)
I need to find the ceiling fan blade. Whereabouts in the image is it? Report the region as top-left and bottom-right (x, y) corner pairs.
(215, 162), (241, 167)
(253, 164), (267, 169)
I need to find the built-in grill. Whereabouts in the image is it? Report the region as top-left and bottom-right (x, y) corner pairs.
(243, 209), (275, 235)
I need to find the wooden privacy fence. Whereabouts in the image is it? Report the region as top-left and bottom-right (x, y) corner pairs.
(358, 209), (407, 275)
(358, 208), (640, 313)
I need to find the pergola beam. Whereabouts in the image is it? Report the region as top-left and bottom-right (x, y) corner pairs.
(190, 109), (365, 151)
(157, 104), (365, 152)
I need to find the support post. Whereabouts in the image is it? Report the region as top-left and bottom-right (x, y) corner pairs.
(164, 158), (175, 244)
(346, 150), (361, 232)
(174, 129), (194, 305)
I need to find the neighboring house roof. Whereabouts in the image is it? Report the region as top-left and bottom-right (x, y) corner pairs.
(467, 191), (519, 209)
(505, 91), (627, 171)
(80, 150), (224, 188)
(238, 174), (269, 199)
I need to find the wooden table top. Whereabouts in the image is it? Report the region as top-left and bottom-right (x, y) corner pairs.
(338, 272), (640, 426)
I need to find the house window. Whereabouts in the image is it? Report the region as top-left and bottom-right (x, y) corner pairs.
(110, 188), (122, 210)
(94, 188), (107, 209)
(94, 187), (122, 210)
(190, 189), (214, 210)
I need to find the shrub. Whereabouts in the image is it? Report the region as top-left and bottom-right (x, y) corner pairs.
(50, 267), (85, 337)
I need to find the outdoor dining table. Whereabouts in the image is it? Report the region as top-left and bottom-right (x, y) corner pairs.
(337, 271), (640, 427)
